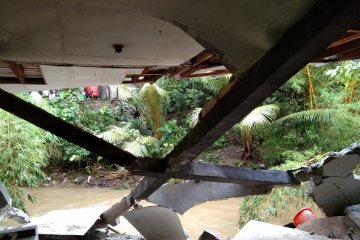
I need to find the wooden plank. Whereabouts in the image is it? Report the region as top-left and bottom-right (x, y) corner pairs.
(188, 69), (230, 78)
(314, 37), (360, 60)
(328, 32), (360, 48)
(132, 162), (295, 186)
(179, 64), (209, 78)
(337, 47), (360, 60)
(0, 88), (138, 167)
(130, 0), (360, 201)
(7, 62), (26, 84)
(193, 51), (214, 66)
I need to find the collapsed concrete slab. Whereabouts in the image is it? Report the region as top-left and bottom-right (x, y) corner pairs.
(31, 206), (108, 237)
(297, 143), (360, 216)
(147, 181), (271, 214)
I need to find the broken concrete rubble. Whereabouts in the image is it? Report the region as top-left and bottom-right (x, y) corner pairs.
(346, 204), (360, 227)
(123, 206), (187, 240)
(298, 216), (360, 239)
(296, 143), (360, 216)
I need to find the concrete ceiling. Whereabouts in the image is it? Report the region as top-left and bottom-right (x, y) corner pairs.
(0, 1), (204, 67)
(0, 0), (316, 92)
(36, 65), (143, 91)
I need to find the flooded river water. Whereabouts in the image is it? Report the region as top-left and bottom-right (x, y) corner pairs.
(25, 186), (241, 239)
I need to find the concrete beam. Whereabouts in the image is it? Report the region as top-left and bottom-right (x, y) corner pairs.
(132, 162), (295, 186)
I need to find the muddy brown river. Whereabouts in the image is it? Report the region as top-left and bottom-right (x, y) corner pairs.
(24, 186), (241, 239)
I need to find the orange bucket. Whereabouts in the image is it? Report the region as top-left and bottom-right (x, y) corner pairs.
(293, 208), (316, 227)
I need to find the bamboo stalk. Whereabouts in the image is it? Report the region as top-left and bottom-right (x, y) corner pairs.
(306, 65), (318, 110)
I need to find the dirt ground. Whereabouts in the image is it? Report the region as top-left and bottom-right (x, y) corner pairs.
(42, 164), (141, 189)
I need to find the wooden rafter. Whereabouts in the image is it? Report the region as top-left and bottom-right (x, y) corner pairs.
(314, 37), (360, 60)
(188, 69), (230, 78)
(7, 62), (26, 84)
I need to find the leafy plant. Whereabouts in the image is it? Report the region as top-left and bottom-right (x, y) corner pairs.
(238, 161), (319, 227)
(158, 120), (187, 154)
(98, 126), (161, 157)
(133, 84), (169, 138)
(0, 110), (48, 210)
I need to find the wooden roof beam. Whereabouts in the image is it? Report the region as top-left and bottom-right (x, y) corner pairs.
(7, 62), (26, 84)
(193, 51), (214, 66)
(314, 37), (360, 60)
(188, 69), (230, 78)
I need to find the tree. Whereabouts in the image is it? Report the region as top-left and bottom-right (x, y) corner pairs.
(234, 104), (279, 162)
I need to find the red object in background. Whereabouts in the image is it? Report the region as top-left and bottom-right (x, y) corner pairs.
(293, 208), (317, 227)
(85, 86), (99, 98)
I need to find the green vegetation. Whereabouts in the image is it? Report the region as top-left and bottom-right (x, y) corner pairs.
(2, 61), (360, 221)
(237, 62), (360, 226)
(0, 109), (48, 210)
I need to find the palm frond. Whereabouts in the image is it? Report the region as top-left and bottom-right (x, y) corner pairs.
(122, 141), (148, 157)
(97, 126), (136, 144)
(239, 104), (280, 129)
(122, 136), (160, 157)
(117, 84), (133, 99)
(200, 75), (230, 95)
(137, 135), (160, 146)
(272, 109), (339, 126)
(188, 108), (202, 128)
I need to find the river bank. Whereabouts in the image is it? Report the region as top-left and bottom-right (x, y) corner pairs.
(41, 141), (248, 190)
(41, 164), (141, 189)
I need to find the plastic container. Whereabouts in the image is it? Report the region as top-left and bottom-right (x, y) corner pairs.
(293, 208), (316, 227)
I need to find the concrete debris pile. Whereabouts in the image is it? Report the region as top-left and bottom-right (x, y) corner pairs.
(295, 143), (360, 216)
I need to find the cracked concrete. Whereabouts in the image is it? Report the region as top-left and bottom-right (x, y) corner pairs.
(304, 143), (360, 216)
